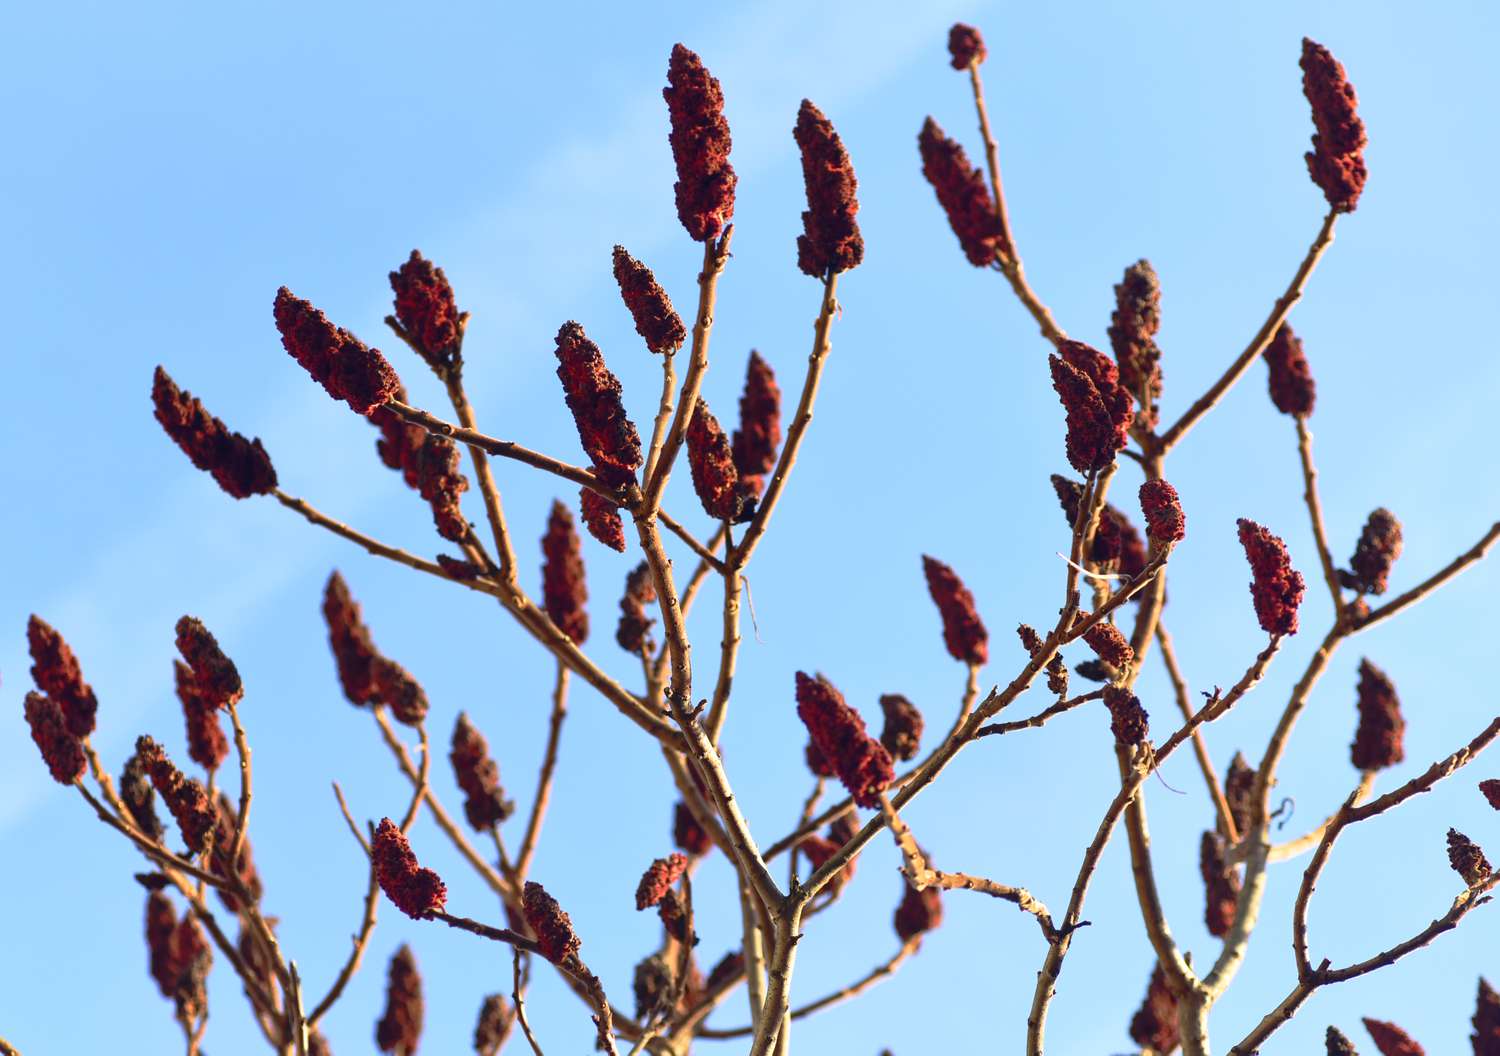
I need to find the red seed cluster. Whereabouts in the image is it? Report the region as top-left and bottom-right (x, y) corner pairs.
(664, 44), (736, 243)
(323, 571), (382, 706)
(918, 117), (1006, 267)
(1448, 828), (1492, 887)
(1224, 752), (1256, 838)
(804, 737), (837, 779)
(794, 99), (864, 278)
(706, 951), (743, 994)
(136, 735), (217, 853)
(799, 833), (856, 893)
(1139, 478), (1186, 546)
(27, 615), (98, 738)
(633, 954), (672, 1018)
(1342, 508), (1403, 596)
(617, 562), (658, 655)
(1301, 38), (1368, 214)
(152, 367), (278, 499)
(947, 23), (987, 69)
(542, 500), (589, 646)
(1129, 965), (1180, 1055)
(1238, 518), (1306, 636)
(373, 818), (448, 919)
(878, 694), (924, 761)
(474, 993), (515, 1056)
(1049, 340), (1134, 474)
(369, 386), (470, 542)
(579, 487), (626, 552)
(450, 713), (515, 831)
(1104, 686), (1149, 747)
(1327, 1026), (1359, 1056)
(1265, 323), (1317, 417)
(795, 672), (895, 808)
(1481, 780), (1500, 812)
(1350, 659), (1405, 771)
(389, 250), (463, 372)
(176, 660), (228, 772)
(376, 945), (424, 1055)
(174, 616), (243, 711)
(1363, 1017), (1426, 1056)
(673, 800), (712, 857)
(613, 246), (686, 354)
(554, 321), (643, 487)
(121, 750), (166, 841)
(523, 881), (581, 964)
(658, 888), (690, 942)
(635, 852), (689, 910)
(1083, 620), (1134, 670)
(1050, 476), (1147, 574)
(145, 891), (212, 1021)
(922, 555), (989, 665)
(894, 877), (943, 942)
(1200, 831), (1240, 938)
(1108, 260), (1163, 428)
(687, 397), (752, 522)
(732, 350), (781, 496)
(373, 655), (429, 726)
(273, 287), (400, 415)
(1475, 978), (1500, 1055)
(24, 691), (86, 784)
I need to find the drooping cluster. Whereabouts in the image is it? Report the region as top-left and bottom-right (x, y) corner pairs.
(121, 750), (166, 841)
(795, 672), (895, 808)
(1139, 478), (1186, 548)
(922, 555), (989, 665)
(369, 385), (470, 541)
(1108, 260), (1163, 428)
(686, 397), (753, 522)
(1104, 686), (1149, 748)
(1362, 1017), (1425, 1056)
(523, 881), (581, 964)
(1326, 1026), (1359, 1056)
(176, 660), (227, 772)
(731, 351), (781, 497)
(1224, 752), (1257, 838)
(793, 99), (864, 278)
(1049, 340), (1134, 474)
(1447, 829), (1492, 887)
(878, 694), (924, 761)
(376, 945), (424, 1055)
(1129, 965), (1179, 1054)
(1200, 831), (1240, 937)
(635, 852), (689, 910)
(1301, 38), (1367, 213)
(1237, 518), (1306, 636)
(24, 691), (86, 784)
(136, 735), (217, 853)
(554, 321), (643, 487)
(673, 800), (712, 858)
(28, 616), (98, 738)
(1350, 659), (1405, 771)
(1083, 620), (1134, 671)
(145, 890), (212, 1023)
(798, 833), (856, 894)
(1265, 323), (1317, 418)
(616, 562), (658, 654)
(1475, 978), (1500, 1056)
(947, 22), (986, 69)
(152, 367), (278, 499)
(1482, 780), (1500, 812)
(372, 818), (448, 919)
(918, 117), (1006, 267)
(579, 487), (626, 552)
(389, 250), (464, 372)
(1342, 508), (1403, 596)
(474, 993), (515, 1056)
(273, 287), (400, 415)
(320, 572), (430, 724)
(893, 874), (943, 942)
(450, 713), (514, 831)
(613, 246), (686, 354)
(542, 501), (589, 645)
(664, 44), (736, 242)
(174, 616), (243, 711)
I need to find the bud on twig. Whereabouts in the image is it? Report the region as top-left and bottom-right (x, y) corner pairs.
(373, 818), (448, 919)
(664, 44), (736, 243)
(1265, 323), (1316, 418)
(554, 322), (643, 487)
(794, 99), (864, 278)
(795, 672), (895, 809)
(1362, 1017), (1425, 1056)
(686, 397), (753, 522)
(1108, 260), (1163, 428)
(376, 944), (423, 1055)
(1447, 828), (1492, 888)
(27, 615), (98, 738)
(1237, 518), (1306, 636)
(922, 555), (988, 665)
(542, 500), (589, 646)
(152, 367), (278, 499)
(635, 853), (689, 910)
(613, 246), (686, 354)
(1301, 38), (1367, 214)
(1341, 508), (1403, 596)
(732, 351), (781, 497)
(1350, 659), (1405, 771)
(947, 23), (986, 69)
(918, 117), (1006, 266)
(450, 713), (515, 831)
(389, 250), (463, 373)
(274, 288), (400, 415)
(879, 694), (924, 762)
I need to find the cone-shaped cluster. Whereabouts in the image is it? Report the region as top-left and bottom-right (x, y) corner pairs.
(673, 800), (712, 857)
(1083, 620), (1134, 670)
(474, 993), (514, 1056)
(145, 890), (212, 1022)
(1482, 780), (1500, 812)
(542, 501), (589, 645)
(613, 246), (685, 354)
(389, 250), (463, 372)
(894, 874), (943, 942)
(1049, 340), (1134, 474)
(1108, 260), (1163, 428)
(1140, 479), (1186, 547)
(175, 616), (243, 711)
(1327, 1026), (1359, 1056)
(664, 44), (736, 242)
(136, 735), (216, 853)
(918, 117), (1006, 266)
(1238, 518), (1306, 636)
(794, 99), (863, 278)
(320, 573), (430, 724)
(1104, 687), (1149, 747)
(1051, 476), (1148, 575)
(1224, 753), (1256, 838)
(1474, 978), (1500, 1056)
(1362, 1018), (1424, 1056)
(732, 350), (781, 497)
(1351, 659), (1405, 771)
(523, 881), (581, 964)
(376, 945), (424, 1055)
(799, 833), (856, 893)
(1342, 508), (1403, 596)
(209, 791), (262, 912)
(1201, 830), (1240, 937)
(634, 954), (673, 1019)
(122, 750), (166, 841)
(687, 397), (753, 522)
(795, 672), (895, 808)
(579, 487), (626, 552)
(1265, 323), (1316, 417)
(947, 23), (986, 68)
(879, 694), (924, 761)
(373, 818), (448, 919)
(1129, 965), (1179, 1054)
(450, 713), (514, 831)
(27, 615), (98, 738)
(152, 367), (278, 499)
(24, 691), (86, 784)
(1447, 829), (1492, 887)
(274, 287), (400, 415)
(369, 385), (470, 542)
(176, 660), (227, 772)
(1301, 39), (1367, 214)
(616, 562), (657, 654)
(554, 321), (643, 487)
(635, 852), (689, 910)
(922, 556), (988, 665)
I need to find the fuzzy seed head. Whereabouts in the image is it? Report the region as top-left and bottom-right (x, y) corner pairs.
(152, 366), (278, 499)
(918, 117), (1006, 266)
(450, 713), (514, 831)
(795, 671), (895, 808)
(635, 852), (690, 910)
(390, 250), (462, 371)
(554, 321), (642, 487)
(1265, 323), (1317, 417)
(879, 694), (924, 761)
(373, 818), (448, 919)
(523, 881), (581, 964)
(1342, 508), (1403, 596)
(947, 23), (987, 69)
(542, 500), (589, 645)
(1238, 518), (1306, 636)
(376, 945), (424, 1055)
(664, 44), (736, 242)
(794, 99), (863, 277)
(1301, 38), (1368, 213)
(922, 555), (988, 665)
(274, 287), (400, 415)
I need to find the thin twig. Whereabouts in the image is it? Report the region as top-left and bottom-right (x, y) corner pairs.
(226, 699), (252, 873)
(1295, 417), (1345, 619)
(443, 373), (521, 584)
(1157, 623), (1239, 843)
(513, 947), (546, 1056)
(515, 663), (570, 881)
(659, 509), (727, 574)
(643, 350), (678, 486)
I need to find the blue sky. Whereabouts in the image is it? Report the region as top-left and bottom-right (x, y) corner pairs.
(3, 1), (1498, 1053)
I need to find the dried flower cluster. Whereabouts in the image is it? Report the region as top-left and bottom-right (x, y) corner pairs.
(1447, 828), (1492, 888)
(1200, 831), (1240, 937)
(922, 555), (989, 665)
(673, 799), (712, 858)
(793, 99), (864, 277)
(947, 22), (986, 69)
(174, 615), (243, 712)
(1362, 1017), (1425, 1056)
(24, 691), (86, 784)
(176, 659), (227, 772)
(376, 945), (424, 1055)
(389, 249), (463, 372)
(320, 574), (430, 724)
(1237, 518), (1306, 636)
(1104, 686), (1149, 748)
(523, 880), (581, 964)
(1351, 659), (1405, 771)
(1482, 780), (1500, 812)
(580, 486), (627, 552)
(1049, 340), (1133, 473)
(1129, 965), (1179, 1054)
(473, 992), (515, 1056)
(795, 672), (895, 808)
(542, 500), (589, 645)
(1342, 508), (1403, 596)
(369, 384), (470, 541)
(878, 693), (924, 761)
(616, 561), (658, 654)
(1475, 978), (1500, 1056)
(1326, 1026), (1359, 1056)
(1265, 322), (1317, 418)
(373, 818), (448, 919)
(893, 876), (943, 942)
(152, 366), (278, 499)
(1139, 478), (1186, 547)
(27, 615), (98, 738)
(918, 117), (1006, 266)
(731, 350), (781, 496)
(635, 852), (689, 910)
(554, 321), (643, 487)
(1108, 260), (1163, 427)
(1301, 38), (1368, 213)
(145, 890), (212, 1023)
(274, 287), (400, 415)
(613, 246), (686, 354)
(1051, 475), (1148, 574)
(136, 735), (216, 853)
(664, 44), (736, 242)
(1083, 620), (1134, 670)
(450, 713), (514, 831)
(121, 749), (165, 840)
(686, 397), (753, 522)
